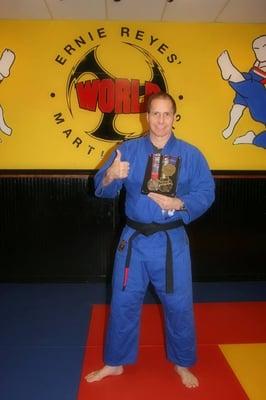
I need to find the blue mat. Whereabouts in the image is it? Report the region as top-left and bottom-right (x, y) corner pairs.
(0, 281), (266, 400)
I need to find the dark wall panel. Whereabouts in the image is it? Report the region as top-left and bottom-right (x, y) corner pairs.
(0, 172), (265, 282)
(188, 176), (266, 280)
(0, 174), (117, 281)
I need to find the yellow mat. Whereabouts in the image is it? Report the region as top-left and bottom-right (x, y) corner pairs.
(220, 343), (266, 400)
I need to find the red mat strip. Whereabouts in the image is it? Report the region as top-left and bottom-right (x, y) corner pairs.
(88, 302), (266, 346)
(78, 345), (249, 400)
(77, 303), (266, 399)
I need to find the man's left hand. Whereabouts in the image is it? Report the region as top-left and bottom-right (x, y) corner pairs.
(148, 192), (184, 211)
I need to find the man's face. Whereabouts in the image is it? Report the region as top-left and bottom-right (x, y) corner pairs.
(146, 98), (175, 139)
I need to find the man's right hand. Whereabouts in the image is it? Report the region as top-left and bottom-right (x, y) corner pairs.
(103, 149), (130, 186)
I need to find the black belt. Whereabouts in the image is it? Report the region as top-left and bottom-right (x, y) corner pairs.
(123, 217), (184, 293)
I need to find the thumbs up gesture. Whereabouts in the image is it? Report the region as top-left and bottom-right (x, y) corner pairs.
(103, 149), (130, 186)
(112, 150), (130, 178)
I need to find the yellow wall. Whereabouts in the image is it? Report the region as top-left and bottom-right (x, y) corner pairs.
(0, 21), (265, 170)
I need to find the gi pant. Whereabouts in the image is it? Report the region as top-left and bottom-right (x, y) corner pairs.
(104, 225), (196, 367)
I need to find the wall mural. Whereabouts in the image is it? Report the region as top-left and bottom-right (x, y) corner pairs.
(51, 27), (181, 166)
(0, 21), (265, 170)
(217, 35), (266, 149)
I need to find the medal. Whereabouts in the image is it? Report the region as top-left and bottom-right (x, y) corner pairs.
(141, 153), (181, 197)
(158, 177), (173, 193)
(162, 163), (176, 177)
(147, 178), (160, 191)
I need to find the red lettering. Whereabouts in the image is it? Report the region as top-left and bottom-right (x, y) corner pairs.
(140, 82), (161, 112)
(75, 80), (100, 111)
(130, 79), (141, 113)
(98, 79), (115, 113)
(115, 79), (131, 113)
(75, 78), (162, 114)
(145, 82), (161, 97)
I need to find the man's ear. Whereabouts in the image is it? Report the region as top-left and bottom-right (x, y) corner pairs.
(146, 112), (149, 123)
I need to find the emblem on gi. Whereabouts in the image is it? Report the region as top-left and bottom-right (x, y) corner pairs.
(141, 154), (181, 197)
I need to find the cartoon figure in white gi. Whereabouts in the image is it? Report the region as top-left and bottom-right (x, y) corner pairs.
(0, 48), (15, 138)
(217, 35), (266, 149)
(85, 92), (215, 389)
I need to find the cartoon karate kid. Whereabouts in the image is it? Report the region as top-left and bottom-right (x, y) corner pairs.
(0, 48), (15, 139)
(217, 35), (266, 149)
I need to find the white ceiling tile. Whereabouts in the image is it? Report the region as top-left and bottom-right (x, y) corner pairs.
(0, 0), (265, 23)
(0, 0), (50, 19)
(107, 0), (166, 21)
(217, 0), (266, 23)
(163, 0), (228, 22)
(46, 0), (106, 20)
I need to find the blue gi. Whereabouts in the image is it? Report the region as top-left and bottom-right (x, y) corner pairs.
(94, 133), (215, 367)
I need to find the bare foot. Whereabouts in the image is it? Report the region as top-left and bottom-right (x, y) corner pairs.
(222, 126), (233, 139)
(233, 131), (255, 144)
(0, 49), (15, 81)
(217, 50), (244, 82)
(175, 365), (199, 389)
(85, 365), (123, 383)
(217, 51), (233, 80)
(0, 106), (12, 136)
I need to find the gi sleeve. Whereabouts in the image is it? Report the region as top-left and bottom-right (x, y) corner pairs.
(179, 149), (215, 224)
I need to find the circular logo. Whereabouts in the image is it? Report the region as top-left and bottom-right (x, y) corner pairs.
(66, 42), (168, 142)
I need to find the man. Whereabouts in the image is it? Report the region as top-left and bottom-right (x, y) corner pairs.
(85, 92), (215, 388)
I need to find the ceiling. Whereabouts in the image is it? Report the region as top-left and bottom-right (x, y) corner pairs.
(0, 0), (266, 23)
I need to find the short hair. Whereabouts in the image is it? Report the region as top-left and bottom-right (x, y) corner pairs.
(146, 92), (176, 114)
